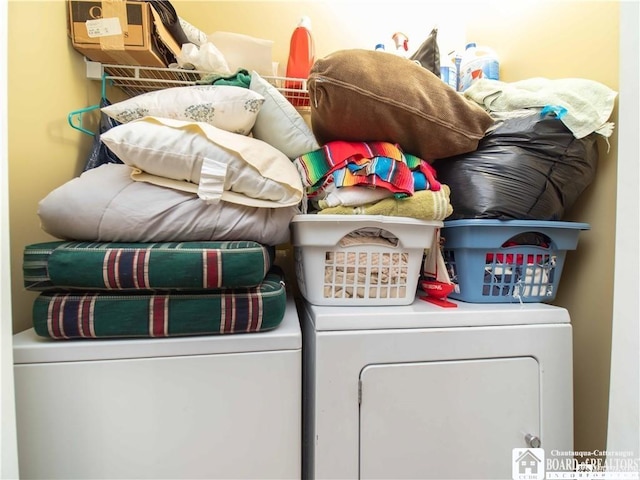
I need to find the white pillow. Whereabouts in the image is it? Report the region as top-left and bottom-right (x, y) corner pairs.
(249, 71), (319, 159)
(101, 85), (265, 136)
(100, 116), (303, 209)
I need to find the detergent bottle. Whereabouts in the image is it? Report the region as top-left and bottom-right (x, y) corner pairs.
(285, 16), (315, 107)
(391, 32), (410, 58)
(458, 42), (499, 91)
(440, 51), (458, 90)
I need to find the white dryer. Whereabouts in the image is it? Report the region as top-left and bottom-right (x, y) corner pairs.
(13, 298), (302, 480)
(301, 298), (573, 480)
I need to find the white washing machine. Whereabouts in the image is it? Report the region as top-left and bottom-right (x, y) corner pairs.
(301, 298), (574, 480)
(13, 298), (302, 480)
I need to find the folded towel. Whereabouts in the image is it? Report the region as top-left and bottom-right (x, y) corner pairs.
(464, 77), (617, 138)
(318, 185), (453, 221)
(317, 184), (395, 209)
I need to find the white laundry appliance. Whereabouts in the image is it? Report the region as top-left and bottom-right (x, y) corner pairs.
(301, 297), (574, 480)
(13, 298), (302, 480)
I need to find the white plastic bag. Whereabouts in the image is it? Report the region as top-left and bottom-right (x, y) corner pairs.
(176, 42), (231, 74)
(208, 31), (274, 76)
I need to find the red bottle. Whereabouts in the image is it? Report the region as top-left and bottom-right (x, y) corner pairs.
(285, 16), (314, 108)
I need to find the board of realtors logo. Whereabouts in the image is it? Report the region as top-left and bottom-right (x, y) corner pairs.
(512, 448), (545, 480)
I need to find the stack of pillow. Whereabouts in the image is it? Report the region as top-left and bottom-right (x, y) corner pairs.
(40, 72), (320, 244)
(27, 72), (321, 339)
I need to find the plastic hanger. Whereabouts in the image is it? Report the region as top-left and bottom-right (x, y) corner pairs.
(67, 74), (108, 136)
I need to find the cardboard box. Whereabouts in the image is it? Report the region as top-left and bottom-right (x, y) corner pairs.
(67, 0), (181, 67)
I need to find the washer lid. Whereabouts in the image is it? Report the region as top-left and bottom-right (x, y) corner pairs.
(303, 297), (570, 331)
(13, 298), (301, 364)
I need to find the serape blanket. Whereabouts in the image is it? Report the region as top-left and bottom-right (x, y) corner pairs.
(32, 269), (287, 340)
(23, 241), (275, 291)
(294, 140), (442, 199)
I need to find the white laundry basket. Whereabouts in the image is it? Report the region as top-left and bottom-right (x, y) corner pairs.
(290, 215), (442, 306)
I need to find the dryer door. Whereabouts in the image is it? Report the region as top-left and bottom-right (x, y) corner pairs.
(359, 357), (540, 480)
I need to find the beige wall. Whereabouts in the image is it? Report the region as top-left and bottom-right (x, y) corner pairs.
(8, 0), (618, 457)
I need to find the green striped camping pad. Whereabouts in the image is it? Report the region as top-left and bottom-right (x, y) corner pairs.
(32, 269), (287, 339)
(23, 241), (275, 291)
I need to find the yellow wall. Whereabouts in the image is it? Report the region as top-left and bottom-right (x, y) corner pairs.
(464, 1), (619, 457)
(8, 0), (619, 457)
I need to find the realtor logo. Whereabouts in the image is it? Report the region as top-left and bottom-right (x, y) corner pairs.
(512, 448), (545, 480)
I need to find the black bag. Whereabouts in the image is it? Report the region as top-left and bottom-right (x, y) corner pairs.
(130, 0), (190, 65)
(432, 111), (599, 220)
(409, 27), (440, 77)
(143, 0), (190, 47)
(83, 98), (123, 172)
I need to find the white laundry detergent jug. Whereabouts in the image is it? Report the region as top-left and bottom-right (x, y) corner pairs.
(458, 42), (499, 91)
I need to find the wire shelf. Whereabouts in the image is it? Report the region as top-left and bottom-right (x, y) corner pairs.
(85, 60), (310, 109)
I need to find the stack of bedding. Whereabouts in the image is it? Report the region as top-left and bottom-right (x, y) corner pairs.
(303, 50), (613, 222)
(27, 72), (322, 340)
(297, 48), (492, 218)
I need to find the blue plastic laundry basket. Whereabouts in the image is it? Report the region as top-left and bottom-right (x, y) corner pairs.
(441, 220), (590, 303)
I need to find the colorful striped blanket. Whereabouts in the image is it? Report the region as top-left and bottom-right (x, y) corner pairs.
(294, 141), (441, 199)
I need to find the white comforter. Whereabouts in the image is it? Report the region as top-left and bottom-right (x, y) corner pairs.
(38, 164), (299, 245)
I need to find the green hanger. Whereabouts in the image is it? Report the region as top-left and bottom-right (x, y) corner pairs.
(67, 74), (108, 136)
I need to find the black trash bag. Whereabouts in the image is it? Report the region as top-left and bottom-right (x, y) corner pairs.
(432, 111), (599, 220)
(130, 0), (190, 65)
(144, 0), (190, 47)
(83, 98), (123, 172)
(409, 27), (440, 77)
